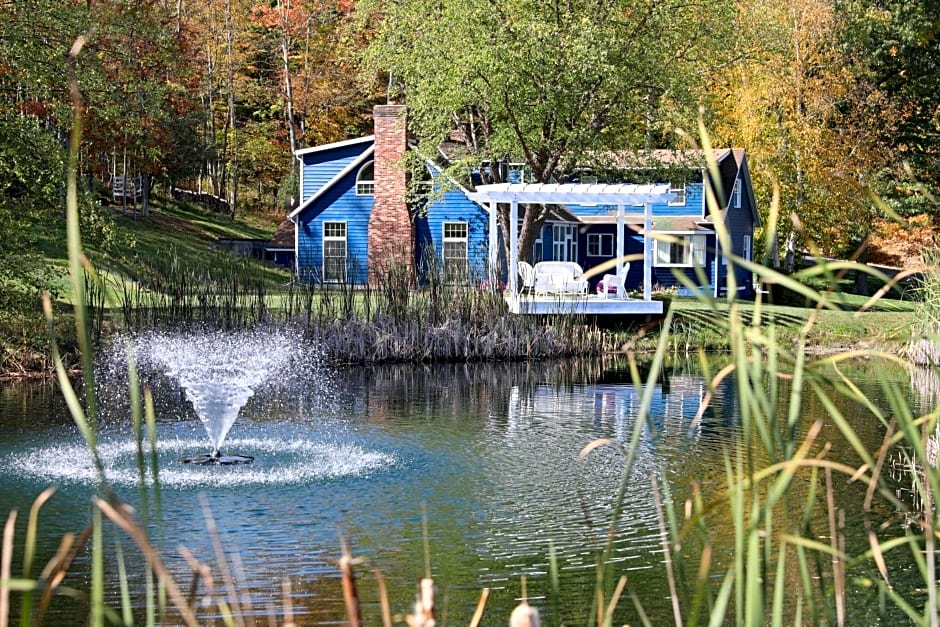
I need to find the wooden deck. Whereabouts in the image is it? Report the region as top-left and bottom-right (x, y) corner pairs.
(506, 294), (664, 316)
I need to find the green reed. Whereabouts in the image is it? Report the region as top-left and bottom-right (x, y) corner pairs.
(6, 47), (940, 626)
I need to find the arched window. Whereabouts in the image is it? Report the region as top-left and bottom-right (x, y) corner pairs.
(356, 161), (374, 195)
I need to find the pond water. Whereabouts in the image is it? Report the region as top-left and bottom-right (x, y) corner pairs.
(0, 339), (929, 625)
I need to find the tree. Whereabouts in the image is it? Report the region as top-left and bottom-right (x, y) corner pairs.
(707, 0), (893, 282)
(359, 0), (735, 263)
(842, 0), (940, 220)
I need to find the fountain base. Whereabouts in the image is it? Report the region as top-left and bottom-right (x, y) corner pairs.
(180, 451), (255, 466)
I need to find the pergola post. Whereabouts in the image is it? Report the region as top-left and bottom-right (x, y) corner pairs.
(509, 199), (519, 303)
(616, 204), (625, 275)
(488, 200), (498, 289)
(643, 201), (652, 301)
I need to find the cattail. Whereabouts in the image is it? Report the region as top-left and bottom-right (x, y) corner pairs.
(509, 600), (540, 627)
(406, 577), (435, 627)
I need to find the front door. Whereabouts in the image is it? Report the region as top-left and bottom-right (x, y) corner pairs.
(552, 224), (578, 262)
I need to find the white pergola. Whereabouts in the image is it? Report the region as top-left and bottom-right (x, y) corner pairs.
(467, 183), (675, 312)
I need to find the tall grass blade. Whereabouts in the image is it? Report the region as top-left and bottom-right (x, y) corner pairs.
(19, 486), (56, 627)
(1, 510), (15, 627)
(705, 571), (733, 627)
(91, 505), (103, 627)
(115, 540), (132, 627)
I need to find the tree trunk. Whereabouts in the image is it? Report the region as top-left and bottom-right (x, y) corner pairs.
(278, 0), (298, 159)
(224, 0), (238, 218)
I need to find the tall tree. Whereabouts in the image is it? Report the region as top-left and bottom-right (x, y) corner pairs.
(842, 0), (940, 219)
(707, 0), (893, 277)
(358, 0), (735, 262)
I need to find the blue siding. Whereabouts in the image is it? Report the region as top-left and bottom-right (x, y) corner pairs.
(296, 167), (373, 284)
(578, 227), (645, 290)
(417, 188), (490, 281)
(721, 182), (757, 295)
(300, 141), (371, 201)
(570, 183), (706, 220)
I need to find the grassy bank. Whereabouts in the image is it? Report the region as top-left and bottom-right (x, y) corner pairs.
(0, 190), (924, 379)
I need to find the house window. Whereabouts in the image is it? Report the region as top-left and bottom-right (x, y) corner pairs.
(507, 163), (529, 184)
(552, 224), (578, 261)
(587, 233), (613, 257)
(654, 234), (706, 267)
(668, 182), (687, 206)
(356, 161), (374, 196)
(732, 178), (742, 208)
(322, 221), (347, 282)
(442, 222), (468, 280)
(743, 234), (752, 261)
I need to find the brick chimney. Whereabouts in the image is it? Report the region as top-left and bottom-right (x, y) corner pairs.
(368, 104), (414, 283)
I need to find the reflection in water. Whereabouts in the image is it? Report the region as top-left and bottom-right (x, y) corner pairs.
(0, 355), (920, 624)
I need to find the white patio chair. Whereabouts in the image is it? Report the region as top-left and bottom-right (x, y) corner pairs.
(518, 261), (535, 293)
(597, 263), (630, 299)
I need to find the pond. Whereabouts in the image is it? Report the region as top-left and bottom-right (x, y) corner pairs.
(0, 333), (930, 625)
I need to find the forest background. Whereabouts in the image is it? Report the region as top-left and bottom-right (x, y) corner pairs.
(0, 0), (937, 350)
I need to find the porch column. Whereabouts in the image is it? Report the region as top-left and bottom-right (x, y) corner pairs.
(616, 204), (625, 275)
(643, 201), (652, 301)
(488, 200), (499, 289)
(509, 199), (519, 302)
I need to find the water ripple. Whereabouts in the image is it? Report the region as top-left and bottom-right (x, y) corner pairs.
(3, 436), (397, 488)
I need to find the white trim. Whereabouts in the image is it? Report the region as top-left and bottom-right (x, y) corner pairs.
(586, 233), (614, 257)
(652, 232), (707, 267)
(668, 182), (687, 206)
(355, 160), (375, 196)
(442, 221), (469, 278)
(322, 220), (348, 282)
(289, 147), (375, 219)
(292, 216), (299, 277)
(467, 182), (675, 206)
(294, 135), (373, 157)
(425, 159), (489, 208)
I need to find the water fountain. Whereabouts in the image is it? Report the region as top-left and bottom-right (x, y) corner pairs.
(137, 327), (295, 465)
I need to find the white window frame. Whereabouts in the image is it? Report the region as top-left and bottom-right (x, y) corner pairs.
(322, 221), (347, 282)
(732, 178), (742, 208)
(552, 224), (578, 262)
(668, 182), (687, 206)
(507, 162), (529, 184)
(442, 221), (469, 280)
(356, 161), (374, 196)
(743, 234), (752, 261)
(587, 233), (613, 257)
(653, 233), (706, 267)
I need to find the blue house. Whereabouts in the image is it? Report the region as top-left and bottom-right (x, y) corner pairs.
(287, 105), (759, 307)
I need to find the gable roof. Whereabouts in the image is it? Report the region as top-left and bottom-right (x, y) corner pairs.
(289, 145), (374, 220)
(294, 135), (373, 157)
